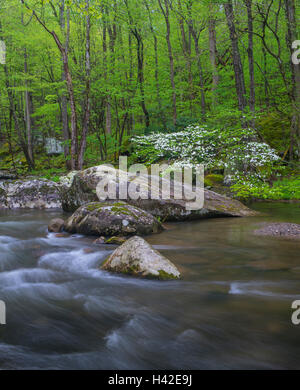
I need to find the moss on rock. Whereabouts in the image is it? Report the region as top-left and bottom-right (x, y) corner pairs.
(64, 201), (163, 237)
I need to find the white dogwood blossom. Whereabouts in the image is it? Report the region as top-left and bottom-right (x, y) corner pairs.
(132, 124), (280, 179)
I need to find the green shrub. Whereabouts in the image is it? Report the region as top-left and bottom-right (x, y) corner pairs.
(231, 175), (300, 201)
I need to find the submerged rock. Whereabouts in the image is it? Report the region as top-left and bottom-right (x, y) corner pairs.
(48, 218), (65, 233)
(61, 165), (257, 220)
(93, 237), (106, 245)
(64, 201), (163, 237)
(101, 236), (181, 280)
(0, 179), (62, 209)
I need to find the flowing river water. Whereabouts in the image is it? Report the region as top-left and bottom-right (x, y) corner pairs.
(0, 202), (299, 370)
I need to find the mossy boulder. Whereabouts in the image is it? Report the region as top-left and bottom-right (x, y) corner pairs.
(64, 201), (163, 237)
(101, 236), (181, 280)
(61, 165), (258, 220)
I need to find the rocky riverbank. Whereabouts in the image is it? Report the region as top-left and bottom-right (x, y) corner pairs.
(0, 165), (257, 220)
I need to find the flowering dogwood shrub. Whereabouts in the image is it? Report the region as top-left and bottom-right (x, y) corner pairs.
(132, 124), (280, 179)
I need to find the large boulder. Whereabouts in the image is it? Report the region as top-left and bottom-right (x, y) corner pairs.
(101, 236), (181, 280)
(61, 165), (257, 220)
(64, 201), (163, 237)
(0, 179), (62, 209)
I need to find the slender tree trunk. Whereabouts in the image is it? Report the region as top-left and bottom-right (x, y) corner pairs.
(158, 0), (177, 126)
(24, 47), (34, 168)
(208, 2), (219, 104)
(102, 12), (111, 136)
(57, 38), (78, 170)
(144, 0), (166, 127)
(191, 31), (206, 118)
(21, 10), (34, 168)
(105, 4), (117, 137)
(133, 28), (150, 128)
(59, 0), (71, 168)
(125, 0), (150, 128)
(128, 31), (134, 135)
(224, 1), (247, 111)
(285, 0), (300, 159)
(245, 0), (255, 114)
(262, 45), (269, 107)
(178, 0), (194, 114)
(78, 0), (91, 169)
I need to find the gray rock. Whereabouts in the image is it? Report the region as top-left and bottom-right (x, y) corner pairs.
(0, 182), (7, 207)
(64, 201), (163, 237)
(59, 171), (78, 189)
(101, 236), (181, 280)
(48, 218), (65, 233)
(61, 165), (258, 220)
(0, 179), (62, 209)
(0, 170), (18, 180)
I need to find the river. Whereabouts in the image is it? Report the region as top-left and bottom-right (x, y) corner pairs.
(0, 202), (299, 369)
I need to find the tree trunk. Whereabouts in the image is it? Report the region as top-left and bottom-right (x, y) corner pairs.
(133, 28), (150, 128)
(191, 30), (206, 118)
(24, 47), (34, 168)
(102, 13), (111, 136)
(78, 0), (91, 169)
(245, 0), (255, 114)
(178, 0), (194, 114)
(158, 0), (177, 126)
(143, 0), (166, 127)
(224, 1), (247, 111)
(59, 0), (71, 168)
(285, 0), (300, 159)
(208, 2), (219, 105)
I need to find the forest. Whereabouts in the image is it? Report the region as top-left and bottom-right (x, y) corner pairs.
(0, 0), (299, 199)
